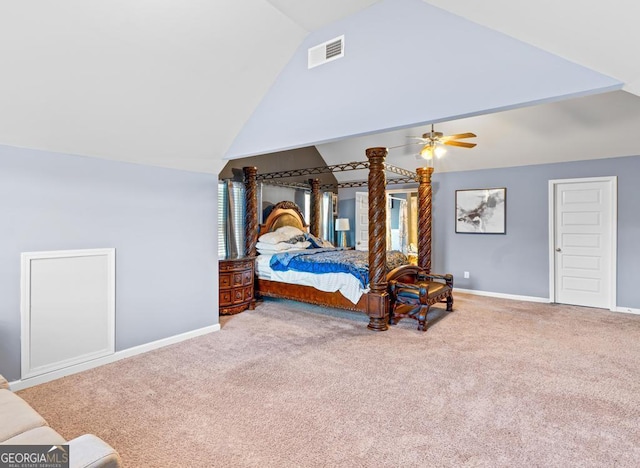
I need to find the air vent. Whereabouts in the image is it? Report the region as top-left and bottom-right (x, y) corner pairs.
(308, 35), (344, 69)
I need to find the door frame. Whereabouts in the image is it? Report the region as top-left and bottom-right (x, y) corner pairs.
(548, 176), (617, 310)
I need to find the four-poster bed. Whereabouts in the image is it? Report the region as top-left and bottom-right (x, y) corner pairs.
(242, 147), (447, 331)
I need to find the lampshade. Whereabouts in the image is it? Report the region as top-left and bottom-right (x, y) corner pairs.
(335, 218), (350, 231)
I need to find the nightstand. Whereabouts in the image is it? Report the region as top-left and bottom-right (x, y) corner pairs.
(219, 257), (255, 315)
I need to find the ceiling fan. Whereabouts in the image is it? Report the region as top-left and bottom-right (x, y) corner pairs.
(412, 124), (477, 159)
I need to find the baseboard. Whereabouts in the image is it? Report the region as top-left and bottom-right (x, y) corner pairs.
(456, 288), (640, 314)
(613, 306), (640, 315)
(455, 288), (550, 303)
(9, 323), (220, 391)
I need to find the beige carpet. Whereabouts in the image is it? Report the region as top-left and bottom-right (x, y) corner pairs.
(18, 294), (640, 467)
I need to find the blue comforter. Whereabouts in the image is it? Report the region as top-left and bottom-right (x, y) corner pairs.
(269, 248), (408, 288)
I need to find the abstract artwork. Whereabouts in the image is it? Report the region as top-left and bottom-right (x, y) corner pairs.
(455, 188), (506, 234)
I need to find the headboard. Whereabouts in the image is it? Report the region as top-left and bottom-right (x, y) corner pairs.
(259, 201), (309, 235)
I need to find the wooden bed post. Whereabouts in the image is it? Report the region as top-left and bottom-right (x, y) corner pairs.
(243, 166), (258, 257)
(309, 178), (321, 237)
(416, 166), (434, 273)
(366, 147), (389, 331)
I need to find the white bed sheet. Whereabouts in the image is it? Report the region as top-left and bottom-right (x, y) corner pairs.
(255, 254), (367, 304)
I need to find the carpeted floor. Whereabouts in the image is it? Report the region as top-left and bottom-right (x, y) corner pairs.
(18, 294), (640, 467)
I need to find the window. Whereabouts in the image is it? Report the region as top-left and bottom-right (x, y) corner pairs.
(218, 180), (245, 258)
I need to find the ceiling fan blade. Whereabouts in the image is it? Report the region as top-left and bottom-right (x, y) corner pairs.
(444, 140), (476, 148)
(387, 142), (421, 150)
(441, 132), (477, 141)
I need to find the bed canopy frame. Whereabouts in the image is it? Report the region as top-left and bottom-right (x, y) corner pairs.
(243, 148), (436, 331)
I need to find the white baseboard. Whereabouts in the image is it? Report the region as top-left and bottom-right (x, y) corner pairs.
(456, 288), (640, 315)
(455, 288), (550, 303)
(9, 323), (220, 391)
(613, 306), (640, 315)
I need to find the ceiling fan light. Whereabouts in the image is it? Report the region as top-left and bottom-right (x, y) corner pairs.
(434, 146), (447, 158)
(420, 145), (433, 159)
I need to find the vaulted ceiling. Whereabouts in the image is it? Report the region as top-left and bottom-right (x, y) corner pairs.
(1, 1), (639, 176)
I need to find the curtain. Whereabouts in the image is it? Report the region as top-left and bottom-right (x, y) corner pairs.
(398, 199), (408, 253)
(321, 192), (335, 243)
(218, 180), (245, 258)
(386, 195), (392, 251)
(225, 180), (238, 258)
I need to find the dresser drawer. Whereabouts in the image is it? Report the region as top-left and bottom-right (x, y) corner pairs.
(232, 287), (245, 304)
(220, 290), (232, 305)
(220, 273), (231, 288)
(219, 259), (254, 272)
(232, 272), (244, 287)
(243, 269), (253, 285)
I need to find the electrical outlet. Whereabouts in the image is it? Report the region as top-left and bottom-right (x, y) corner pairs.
(464, 271), (470, 279)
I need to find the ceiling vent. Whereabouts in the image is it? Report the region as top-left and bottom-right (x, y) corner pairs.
(308, 35), (345, 69)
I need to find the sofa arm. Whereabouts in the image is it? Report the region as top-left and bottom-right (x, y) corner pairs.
(68, 434), (123, 468)
(0, 374), (9, 390)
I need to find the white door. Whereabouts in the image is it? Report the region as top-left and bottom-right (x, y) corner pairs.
(355, 192), (369, 250)
(549, 177), (616, 309)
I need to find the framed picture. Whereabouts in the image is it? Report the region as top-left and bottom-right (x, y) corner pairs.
(455, 188), (506, 234)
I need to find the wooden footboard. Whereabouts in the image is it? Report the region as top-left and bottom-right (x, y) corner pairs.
(256, 278), (368, 314)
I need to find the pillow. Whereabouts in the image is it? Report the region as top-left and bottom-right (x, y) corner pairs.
(386, 250), (409, 271)
(305, 233), (335, 249)
(256, 240), (311, 253)
(284, 234), (307, 244)
(275, 225), (304, 238)
(258, 231), (289, 245)
(258, 226), (305, 245)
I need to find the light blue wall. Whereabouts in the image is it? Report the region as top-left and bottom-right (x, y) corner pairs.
(226, 0), (620, 158)
(432, 155), (640, 308)
(339, 156), (640, 308)
(0, 145), (218, 381)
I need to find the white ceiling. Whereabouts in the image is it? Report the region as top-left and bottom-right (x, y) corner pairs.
(318, 90), (640, 179)
(426, 0), (640, 96)
(316, 0), (640, 175)
(1, 1), (639, 175)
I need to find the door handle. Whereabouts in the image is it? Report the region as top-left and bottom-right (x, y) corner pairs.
(555, 247), (561, 252)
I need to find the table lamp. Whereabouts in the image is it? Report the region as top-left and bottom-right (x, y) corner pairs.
(335, 218), (350, 248)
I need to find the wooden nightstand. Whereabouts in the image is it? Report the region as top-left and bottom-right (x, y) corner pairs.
(219, 257), (255, 315)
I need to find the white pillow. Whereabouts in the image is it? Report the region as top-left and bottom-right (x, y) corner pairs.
(275, 225), (304, 238)
(256, 240), (310, 253)
(289, 240), (310, 250)
(258, 231), (289, 245)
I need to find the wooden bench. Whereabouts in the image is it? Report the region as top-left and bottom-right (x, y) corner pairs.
(387, 265), (454, 331)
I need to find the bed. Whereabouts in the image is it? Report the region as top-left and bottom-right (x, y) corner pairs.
(254, 201), (409, 313)
(242, 149), (439, 331)
(254, 200), (368, 311)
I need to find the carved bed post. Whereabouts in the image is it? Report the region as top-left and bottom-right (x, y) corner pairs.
(309, 178), (321, 237)
(366, 147), (389, 331)
(243, 166), (258, 257)
(416, 166), (434, 273)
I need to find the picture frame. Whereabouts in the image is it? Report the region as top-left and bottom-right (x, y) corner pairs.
(455, 187), (506, 234)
